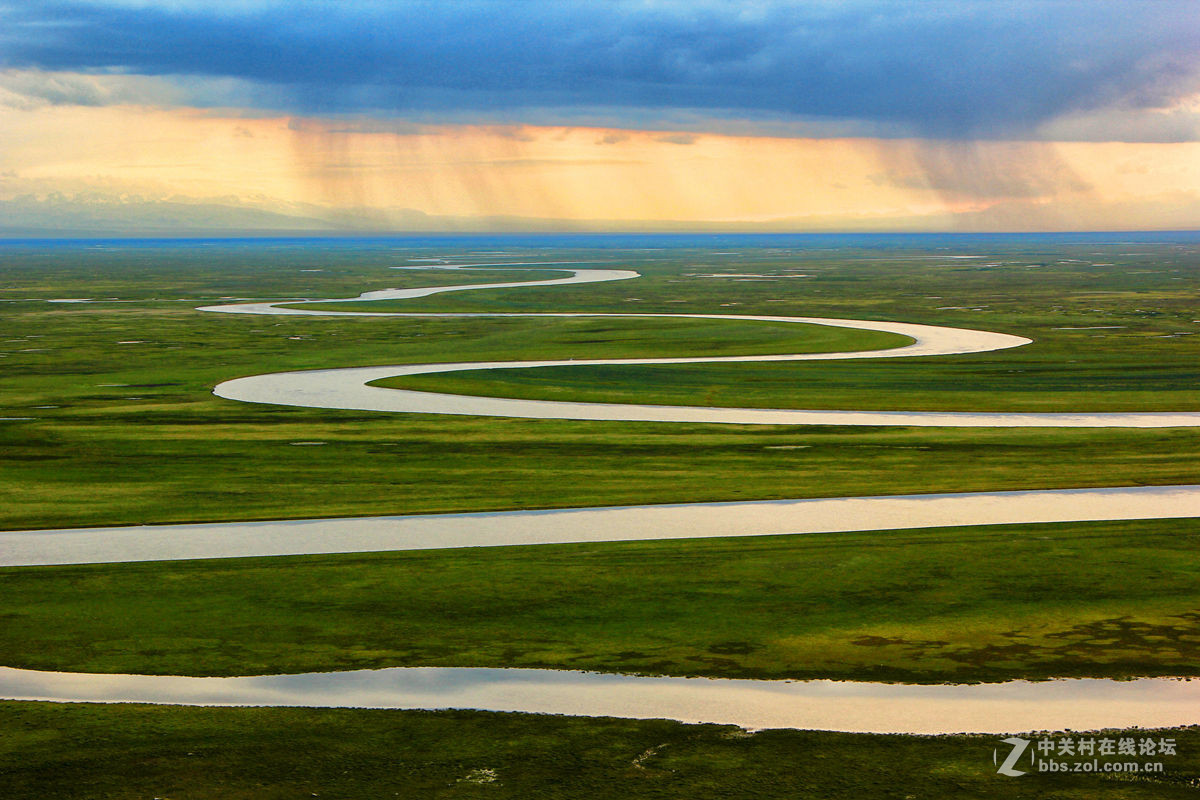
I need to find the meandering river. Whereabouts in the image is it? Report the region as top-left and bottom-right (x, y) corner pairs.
(3, 262), (1198, 733)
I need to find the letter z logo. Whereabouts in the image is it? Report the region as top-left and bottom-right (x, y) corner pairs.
(995, 737), (1031, 777)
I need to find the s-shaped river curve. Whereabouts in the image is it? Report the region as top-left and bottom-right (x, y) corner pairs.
(4, 262), (1200, 735)
(201, 264), (1200, 427)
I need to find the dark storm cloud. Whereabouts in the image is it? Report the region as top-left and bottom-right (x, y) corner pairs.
(2, 0), (1198, 138)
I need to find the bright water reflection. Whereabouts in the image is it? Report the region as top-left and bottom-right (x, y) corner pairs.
(2, 666), (1198, 734)
(3, 485), (1198, 567)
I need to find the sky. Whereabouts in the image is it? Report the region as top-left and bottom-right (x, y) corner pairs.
(2, 0), (1199, 233)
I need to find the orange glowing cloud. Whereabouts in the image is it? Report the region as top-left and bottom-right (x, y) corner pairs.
(3, 104), (1200, 232)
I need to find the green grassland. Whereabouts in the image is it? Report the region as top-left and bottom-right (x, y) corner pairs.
(4, 414), (1199, 530)
(383, 345), (1200, 412)
(4, 702), (1198, 799)
(369, 249), (1200, 412)
(2, 237), (1198, 798)
(1, 239), (1197, 530)
(4, 519), (1198, 682)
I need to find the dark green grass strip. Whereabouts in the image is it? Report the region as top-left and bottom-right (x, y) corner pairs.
(385, 351), (1200, 413)
(2, 702), (1198, 799)
(2, 413), (1198, 530)
(4, 519), (1199, 682)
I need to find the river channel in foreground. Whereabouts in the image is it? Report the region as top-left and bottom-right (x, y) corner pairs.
(2, 666), (1198, 734)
